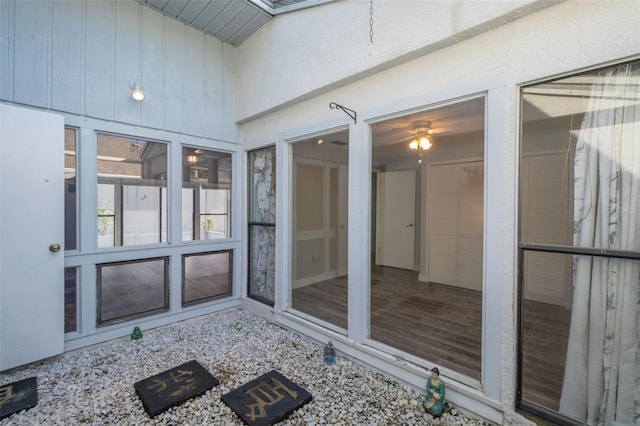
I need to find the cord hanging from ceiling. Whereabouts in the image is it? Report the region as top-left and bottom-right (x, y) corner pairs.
(368, 0), (375, 56)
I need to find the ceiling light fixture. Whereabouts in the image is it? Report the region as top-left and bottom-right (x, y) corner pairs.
(129, 80), (145, 101)
(409, 121), (434, 164)
(186, 154), (199, 166)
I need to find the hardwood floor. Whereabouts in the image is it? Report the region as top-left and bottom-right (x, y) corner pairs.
(292, 265), (571, 411)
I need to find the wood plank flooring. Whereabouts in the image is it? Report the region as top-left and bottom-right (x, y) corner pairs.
(292, 265), (571, 411)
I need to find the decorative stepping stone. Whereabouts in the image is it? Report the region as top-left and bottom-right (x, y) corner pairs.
(221, 370), (312, 426)
(134, 360), (219, 418)
(0, 377), (38, 420)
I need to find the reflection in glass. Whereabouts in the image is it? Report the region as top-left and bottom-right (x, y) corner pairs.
(520, 251), (572, 411)
(370, 97), (485, 380)
(64, 267), (77, 333)
(519, 61), (640, 424)
(290, 133), (349, 330)
(64, 128), (77, 250)
(97, 258), (168, 325)
(96, 134), (167, 248)
(183, 251), (232, 306)
(248, 147), (276, 304)
(181, 147), (231, 241)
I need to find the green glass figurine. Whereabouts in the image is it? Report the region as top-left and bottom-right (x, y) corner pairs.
(424, 367), (445, 417)
(131, 326), (143, 340)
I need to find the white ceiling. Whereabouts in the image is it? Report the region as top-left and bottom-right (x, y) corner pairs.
(136, 0), (336, 47)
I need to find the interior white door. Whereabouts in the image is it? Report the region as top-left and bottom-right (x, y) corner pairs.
(1, 104), (65, 371)
(376, 170), (416, 270)
(427, 161), (484, 290)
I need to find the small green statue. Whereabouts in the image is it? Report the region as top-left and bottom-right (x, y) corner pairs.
(424, 367), (445, 417)
(131, 326), (143, 340)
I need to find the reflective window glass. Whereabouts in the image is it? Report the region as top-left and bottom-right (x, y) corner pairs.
(290, 132), (349, 330)
(96, 134), (167, 247)
(97, 258), (169, 325)
(64, 127), (77, 250)
(370, 97), (485, 380)
(181, 148), (231, 241)
(519, 60), (640, 424)
(248, 146), (276, 305)
(183, 251), (232, 306)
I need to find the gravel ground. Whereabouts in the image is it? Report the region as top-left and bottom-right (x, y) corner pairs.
(1, 308), (489, 425)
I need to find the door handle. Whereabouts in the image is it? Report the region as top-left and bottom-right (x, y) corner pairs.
(406, 223), (414, 228)
(49, 243), (61, 253)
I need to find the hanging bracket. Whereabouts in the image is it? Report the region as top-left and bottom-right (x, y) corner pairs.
(329, 102), (357, 123)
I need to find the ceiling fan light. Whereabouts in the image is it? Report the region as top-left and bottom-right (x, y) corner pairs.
(409, 139), (419, 150)
(419, 136), (432, 150)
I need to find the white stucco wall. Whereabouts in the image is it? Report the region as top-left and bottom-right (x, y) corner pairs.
(235, 0), (554, 122)
(237, 1), (640, 422)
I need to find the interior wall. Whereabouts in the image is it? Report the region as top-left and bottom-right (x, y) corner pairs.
(0, 0), (236, 143)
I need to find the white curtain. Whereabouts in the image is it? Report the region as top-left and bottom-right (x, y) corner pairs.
(560, 63), (640, 425)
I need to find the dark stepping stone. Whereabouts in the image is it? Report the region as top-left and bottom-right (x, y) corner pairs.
(221, 370), (312, 426)
(134, 360), (219, 418)
(0, 377), (38, 419)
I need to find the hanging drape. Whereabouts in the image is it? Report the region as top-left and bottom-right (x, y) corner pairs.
(249, 148), (276, 302)
(560, 63), (640, 425)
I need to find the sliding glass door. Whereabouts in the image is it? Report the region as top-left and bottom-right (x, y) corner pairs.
(518, 60), (640, 424)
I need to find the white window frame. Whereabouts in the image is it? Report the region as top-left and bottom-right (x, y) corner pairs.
(273, 75), (508, 422)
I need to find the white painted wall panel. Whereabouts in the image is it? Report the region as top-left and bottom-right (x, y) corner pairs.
(1, 0), (236, 143)
(0, 1), (14, 101)
(14, 1), (49, 108)
(114, 1), (140, 124)
(85, 1), (114, 120)
(140, 5), (165, 131)
(205, 36), (224, 139)
(186, 28), (205, 137)
(222, 43), (236, 141)
(51, 1), (83, 114)
(164, 17), (186, 133)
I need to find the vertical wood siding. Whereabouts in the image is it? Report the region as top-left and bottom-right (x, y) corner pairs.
(1, 0), (236, 143)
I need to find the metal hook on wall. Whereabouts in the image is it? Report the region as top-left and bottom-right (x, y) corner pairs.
(329, 102), (357, 123)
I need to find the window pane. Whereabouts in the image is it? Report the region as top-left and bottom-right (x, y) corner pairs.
(64, 128), (77, 251)
(370, 97), (485, 380)
(248, 147), (276, 305)
(249, 146), (276, 224)
(97, 258), (168, 325)
(97, 134), (167, 247)
(122, 185), (162, 245)
(520, 251), (572, 411)
(64, 267), (78, 333)
(291, 132), (349, 330)
(519, 60), (640, 423)
(248, 224), (275, 304)
(182, 147), (232, 241)
(97, 183), (115, 248)
(520, 61), (640, 250)
(183, 251), (232, 306)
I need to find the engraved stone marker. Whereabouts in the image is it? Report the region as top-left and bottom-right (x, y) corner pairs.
(134, 360), (219, 418)
(221, 370), (312, 426)
(0, 377), (38, 420)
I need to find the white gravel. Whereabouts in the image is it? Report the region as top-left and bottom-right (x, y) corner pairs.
(1, 308), (489, 425)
